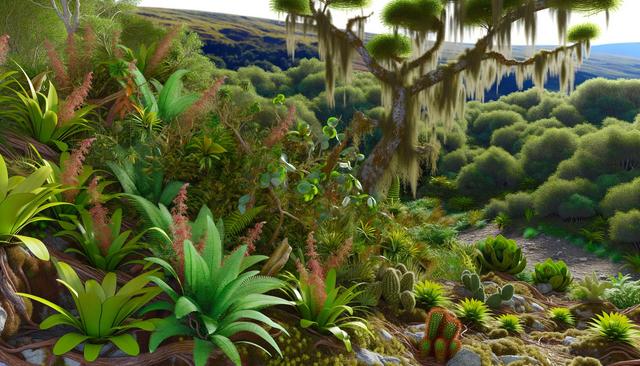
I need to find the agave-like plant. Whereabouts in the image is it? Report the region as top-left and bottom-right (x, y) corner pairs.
(18, 261), (161, 361)
(532, 258), (573, 292)
(455, 298), (492, 328)
(549, 307), (576, 327)
(145, 207), (291, 366)
(0, 154), (65, 260)
(57, 208), (153, 271)
(497, 314), (523, 334)
(414, 280), (450, 311)
(474, 235), (527, 275)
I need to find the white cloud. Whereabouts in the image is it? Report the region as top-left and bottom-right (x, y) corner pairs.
(138, 0), (639, 45)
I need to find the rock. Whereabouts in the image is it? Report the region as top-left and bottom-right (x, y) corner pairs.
(407, 323), (425, 332)
(563, 336), (579, 346)
(21, 349), (47, 365)
(379, 356), (401, 364)
(64, 359), (81, 366)
(499, 355), (540, 365)
(531, 320), (546, 331)
(0, 303), (6, 334)
(404, 330), (424, 343)
(356, 348), (382, 365)
(512, 295), (526, 305)
(530, 302), (544, 312)
(378, 329), (393, 342)
(578, 257), (588, 262)
(446, 348), (482, 366)
(536, 283), (553, 294)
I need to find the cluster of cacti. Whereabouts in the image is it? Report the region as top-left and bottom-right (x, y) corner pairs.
(474, 235), (527, 275)
(461, 270), (514, 309)
(366, 264), (416, 312)
(421, 307), (463, 363)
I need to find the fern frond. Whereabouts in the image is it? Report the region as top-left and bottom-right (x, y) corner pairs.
(224, 206), (265, 239)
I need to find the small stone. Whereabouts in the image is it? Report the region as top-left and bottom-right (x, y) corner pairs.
(378, 329), (393, 342)
(21, 349), (47, 365)
(404, 331), (424, 343)
(512, 295), (526, 305)
(0, 303), (6, 334)
(408, 323), (426, 332)
(578, 257), (588, 262)
(499, 355), (540, 365)
(563, 336), (578, 346)
(531, 320), (546, 331)
(380, 356), (401, 364)
(64, 359), (81, 366)
(516, 305), (526, 313)
(530, 302), (544, 312)
(446, 348), (483, 366)
(356, 348), (383, 366)
(536, 283), (553, 294)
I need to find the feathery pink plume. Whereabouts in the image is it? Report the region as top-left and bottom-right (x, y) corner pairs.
(239, 221), (265, 256)
(326, 237), (353, 270)
(146, 25), (180, 74)
(304, 232), (327, 307)
(170, 183), (191, 277)
(0, 34), (9, 66)
(265, 104), (296, 147)
(88, 177), (112, 255)
(82, 26), (97, 66)
(44, 39), (70, 89)
(59, 72), (93, 124)
(62, 137), (96, 202)
(65, 33), (79, 81)
(181, 76), (226, 131)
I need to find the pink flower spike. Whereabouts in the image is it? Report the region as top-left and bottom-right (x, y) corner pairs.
(61, 137), (96, 202)
(0, 34), (10, 66)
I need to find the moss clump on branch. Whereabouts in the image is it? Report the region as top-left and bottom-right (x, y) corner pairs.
(366, 34), (412, 61)
(328, 0), (371, 9)
(568, 23), (600, 43)
(381, 0), (443, 32)
(270, 0), (311, 15)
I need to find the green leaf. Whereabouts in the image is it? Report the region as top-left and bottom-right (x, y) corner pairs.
(149, 317), (193, 352)
(211, 335), (241, 366)
(83, 343), (104, 362)
(194, 338), (215, 366)
(175, 296), (200, 319)
(53, 333), (90, 355)
(109, 333), (140, 356)
(14, 235), (49, 260)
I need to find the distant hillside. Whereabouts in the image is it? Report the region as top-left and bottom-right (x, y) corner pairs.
(137, 7), (640, 98)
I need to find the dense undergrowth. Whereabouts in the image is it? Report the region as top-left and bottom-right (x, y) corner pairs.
(0, 1), (640, 366)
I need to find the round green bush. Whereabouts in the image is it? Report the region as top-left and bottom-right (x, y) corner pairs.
(366, 34), (412, 61)
(490, 123), (527, 154)
(440, 149), (469, 174)
(381, 0), (443, 32)
(569, 78), (640, 123)
(609, 210), (640, 248)
(533, 178), (597, 218)
(457, 147), (523, 200)
(270, 0), (311, 14)
(567, 23), (600, 43)
(472, 110), (525, 145)
(600, 177), (640, 217)
(558, 193), (597, 220)
(551, 103), (584, 127)
(520, 128), (579, 184)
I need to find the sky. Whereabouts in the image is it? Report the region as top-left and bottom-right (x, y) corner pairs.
(138, 0), (640, 45)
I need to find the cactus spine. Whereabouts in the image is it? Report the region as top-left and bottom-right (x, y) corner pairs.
(422, 307), (462, 363)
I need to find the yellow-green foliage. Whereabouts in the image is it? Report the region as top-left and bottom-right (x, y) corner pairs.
(489, 337), (525, 356)
(566, 357), (603, 366)
(267, 326), (357, 366)
(568, 23), (600, 43)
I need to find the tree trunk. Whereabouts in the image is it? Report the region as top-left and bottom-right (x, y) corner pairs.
(359, 85), (408, 194)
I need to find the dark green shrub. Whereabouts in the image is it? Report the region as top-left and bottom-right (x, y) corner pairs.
(558, 193), (597, 221)
(600, 177), (640, 217)
(572, 123), (598, 136)
(457, 147), (523, 201)
(520, 128), (579, 184)
(472, 110), (525, 145)
(551, 104), (584, 126)
(440, 149), (469, 175)
(447, 196), (475, 212)
(490, 122), (527, 154)
(499, 89), (541, 110)
(413, 224), (458, 246)
(526, 96), (564, 121)
(570, 78), (640, 123)
(533, 178), (597, 218)
(609, 210), (640, 249)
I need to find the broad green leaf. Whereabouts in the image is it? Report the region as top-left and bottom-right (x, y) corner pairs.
(109, 333), (140, 356)
(53, 333), (90, 355)
(14, 235), (49, 260)
(211, 335), (241, 366)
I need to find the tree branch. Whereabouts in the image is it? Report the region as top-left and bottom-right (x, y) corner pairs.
(407, 18), (446, 71)
(486, 43), (580, 67)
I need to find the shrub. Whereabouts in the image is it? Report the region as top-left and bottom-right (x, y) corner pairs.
(572, 123), (598, 136)
(551, 103), (584, 126)
(440, 149), (469, 174)
(532, 259), (573, 292)
(446, 196), (475, 212)
(499, 89), (541, 110)
(472, 110), (525, 145)
(533, 178), (597, 218)
(558, 193), (597, 221)
(490, 122), (527, 154)
(414, 280), (450, 310)
(497, 314), (523, 334)
(485, 192), (535, 220)
(603, 274), (640, 309)
(413, 224), (458, 246)
(457, 147), (523, 201)
(520, 128), (579, 184)
(526, 96), (564, 121)
(600, 177), (640, 217)
(549, 307), (576, 326)
(474, 235), (526, 275)
(589, 312), (640, 345)
(455, 298), (492, 328)
(570, 78), (640, 123)
(609, 210), (640, 249)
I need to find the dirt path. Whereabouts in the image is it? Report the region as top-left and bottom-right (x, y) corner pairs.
(457, 224), (627, 280)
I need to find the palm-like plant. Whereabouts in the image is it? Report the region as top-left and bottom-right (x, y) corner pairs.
(497, 314), (523, 334)
(57, 208), (152, 271)
(414, 280), (450, 310)
(284, 268), (370, 351)
(18, 262), (161, 361)
(589, 312), (640, 345)
(455, 298), (492, 328)
(146, 207), (291, 366)
(549, 307), (576, 327)
(5, 70), (91, 149)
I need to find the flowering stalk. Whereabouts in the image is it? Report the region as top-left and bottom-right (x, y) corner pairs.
(59, 72), (93, 124)
(264, 104), (296, 147)
(146, 25), (180, 74)
(44, 40), (70, 90)
(88, 177), (111, 256)
(326, 237), (353, 270)
(0, 34), (9, 66)
(304, 232), (327, 308)
(61, 137), (96, 202)
(180, 76), (226, 135)
(239, 221), (266, 256)
(170, 183), (191, 278)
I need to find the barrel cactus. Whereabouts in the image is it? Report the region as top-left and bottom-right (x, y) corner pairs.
(474, 235), (527, 275)
(421, 307), (462, 363)
(373, 264), (416, 312)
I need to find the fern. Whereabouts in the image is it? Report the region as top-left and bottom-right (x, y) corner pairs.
(223, 206), (265, 239)
(387, 175), (401, 204)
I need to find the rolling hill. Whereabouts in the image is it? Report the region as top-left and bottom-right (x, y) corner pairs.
(137, 7), (640, 98)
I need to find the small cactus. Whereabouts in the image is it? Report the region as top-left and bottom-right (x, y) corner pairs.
(400, 290), (416, 311)
(422, 308), (462, 363)
(382, 268), (401, 306)
(485, 284), (514, 309)
(461, 270), (485, 301)
(400, 271), (415, 292)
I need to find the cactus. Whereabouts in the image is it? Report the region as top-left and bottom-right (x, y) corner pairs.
(382, 268), (401, 306)
(395, 263), (408, 274)
(461, 270), (514, 309)
(400, 290), (416, 311)
(474, 235), (527, 275)
(422, 307), (462, 363)
(400, 271), (415, 292)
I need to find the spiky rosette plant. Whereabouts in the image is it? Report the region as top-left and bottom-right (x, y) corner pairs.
(474, 235), (527, 275)
(455, 298), (492, 329)
(532, 259), (573, 292)
(421, 307), (462, 363)
(273, 0), (618, 195)
(497, 314), (523, 334)
(549, 307), (576, 327)
(589, 312), (640, 345)
(414, 280), (450, 311)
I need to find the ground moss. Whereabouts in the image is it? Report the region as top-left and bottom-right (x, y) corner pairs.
(566, 356), (603, 366)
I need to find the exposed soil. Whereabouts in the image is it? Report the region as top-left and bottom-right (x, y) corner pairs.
(458, 224), (627, 280)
